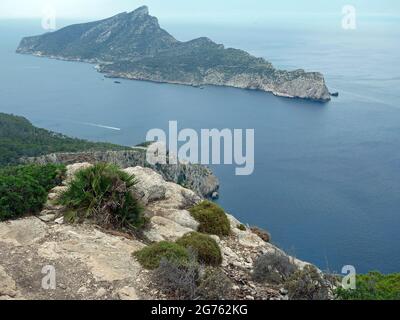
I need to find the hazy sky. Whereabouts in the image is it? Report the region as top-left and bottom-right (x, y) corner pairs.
(0, 0), (399, 21)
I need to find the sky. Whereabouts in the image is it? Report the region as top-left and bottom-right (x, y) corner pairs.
(0, 0), (399, 21)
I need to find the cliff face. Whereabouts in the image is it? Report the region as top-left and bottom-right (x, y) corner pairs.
(16, 6), (331, 102)
(102, 65), (330, 102)
(0, 164), (313, 300)
(20, 150), (219, 198)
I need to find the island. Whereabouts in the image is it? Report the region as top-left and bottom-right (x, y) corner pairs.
(16, 6), (331, 102)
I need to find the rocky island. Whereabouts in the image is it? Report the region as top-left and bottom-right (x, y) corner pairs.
(16, 6), (331, 102)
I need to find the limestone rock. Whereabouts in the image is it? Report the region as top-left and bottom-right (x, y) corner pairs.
(234, 229), (267, 248)
(144, 216), (195, 242)
(95, 288), (107, 298)
(0, 266), (18, 299)
(118, 286), (139, 300)
(0, 218), (48, 246)
(39, 214), (56, 222)
(158, 209), (199, 231)
(54, 217), (64, 225)
(227, 214), (242, 230)
(65, 162), (93, 184)
(0, 217), (149, 300)
(50, 186), (68, 195)
(124, 167), (167, 205)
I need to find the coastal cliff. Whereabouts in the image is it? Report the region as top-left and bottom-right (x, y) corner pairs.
(16, 6), (331, 102)
(20, 150), (219, 198)
(0, 163), (331, 300)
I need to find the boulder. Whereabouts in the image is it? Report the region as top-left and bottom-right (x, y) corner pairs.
(117, 286), (139, 300)
(144, 216), (195, 242)
(0, 266), (19, 299)
(64, 162), (93, 184)
(124, 167), (167, 205)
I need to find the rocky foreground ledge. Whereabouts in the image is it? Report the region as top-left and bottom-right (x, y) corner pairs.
(0, 163), (317, 300)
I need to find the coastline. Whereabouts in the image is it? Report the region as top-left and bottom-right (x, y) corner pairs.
(16, 50), (331, 103)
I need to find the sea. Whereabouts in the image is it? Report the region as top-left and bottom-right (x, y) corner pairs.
(0, 14), (399, 273)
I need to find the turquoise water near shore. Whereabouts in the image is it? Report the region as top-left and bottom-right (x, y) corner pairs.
(1, 16), (399, 273)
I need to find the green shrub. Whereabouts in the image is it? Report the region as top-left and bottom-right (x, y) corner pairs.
(285, 265), (332, 300)
(335, 272), (400, 300)
(177, 232), (222, 266)
(197, 267), (233, 300)
(134, 241), (190, 270)
(0, 164), (65, 190)
(237, 224), (247, 231)
(0, 164), (66, 221)
(58, 163), (144, 229)
(189, 201), (231, 236)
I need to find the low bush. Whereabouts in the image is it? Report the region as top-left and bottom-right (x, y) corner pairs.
(237, 224), (247, 231)
(177, 232), (222, 266)
(335, 272), (400, 300)
(0, 164), (65, 190)
(285, 265), (332, 300)
(153, 252), (199, 300)
(153, 255), (233, 300)
(58, 163), (144, 229)
(189, 201), (231, 236)
(0, 164), (66, 221)
(197, 267), (233, 300)
(134, 241), (190, 270)
(252, 250), (297, 284)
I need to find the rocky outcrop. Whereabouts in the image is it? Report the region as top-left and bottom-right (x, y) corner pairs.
(0, 163), (316, 300)
(16, 6), (331, 102)
(20, 149), (219, 198)
(0, 217), (150, 300)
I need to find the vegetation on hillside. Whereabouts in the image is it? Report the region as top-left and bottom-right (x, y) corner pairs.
(154, 255), (233, 300)
(138, 242), (232, 300)
(58, 163), (144, 230)
(252, 250), (297, 284)
(285, 265), (332, 300)
(0, 113), (128, 166)
(176, 232), (222, 266)
(336, 272), (400, 300)
(189, 201), (231, 236)
(134, 241), (190, 270)
(0, 164), (66, 221)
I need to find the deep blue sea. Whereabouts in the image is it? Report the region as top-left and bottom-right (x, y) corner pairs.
(1, 15), (399, 273)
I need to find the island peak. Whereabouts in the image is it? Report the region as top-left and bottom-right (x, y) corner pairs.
(128, 5), (150, 16)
